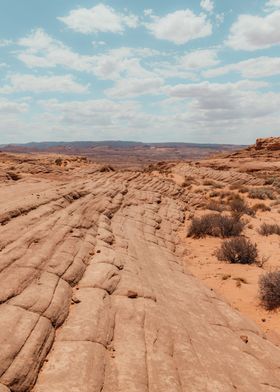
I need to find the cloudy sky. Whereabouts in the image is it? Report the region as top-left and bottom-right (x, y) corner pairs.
(0, 0), (279, 144)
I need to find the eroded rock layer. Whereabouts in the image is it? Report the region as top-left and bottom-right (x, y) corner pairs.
(0, 157), (280, 391)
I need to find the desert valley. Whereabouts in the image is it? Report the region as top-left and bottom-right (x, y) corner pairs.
(0, 137), (280, 391)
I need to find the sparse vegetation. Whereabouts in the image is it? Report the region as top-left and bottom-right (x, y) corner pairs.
(6, 171), (21, 181)
(54, 158), (63, 166)
(207, 200), (225, 212)
(259, 271), (280, 310)
(217, 237), (258, 265)
(239, 186), (249, 194)
(248, 187), (275, 200)
(99, 165), (115, 172)
(188, 214), (244, 238)
(229, 195), (255, 218)
(259, 223), (280, 236)
(252, 202), (271, 212)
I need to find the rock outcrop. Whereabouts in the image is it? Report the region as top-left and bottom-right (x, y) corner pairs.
(256, 137), (280, 151)
(0, 155), (280, 391)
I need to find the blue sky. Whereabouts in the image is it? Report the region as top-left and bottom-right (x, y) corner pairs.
(0, 0), (279, 144)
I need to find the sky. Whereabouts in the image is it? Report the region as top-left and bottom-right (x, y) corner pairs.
(0, 0), (279, 144)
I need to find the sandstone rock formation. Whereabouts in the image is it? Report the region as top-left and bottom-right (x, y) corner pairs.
(0, 153), (280, 391)
(256, 137), (280, 151)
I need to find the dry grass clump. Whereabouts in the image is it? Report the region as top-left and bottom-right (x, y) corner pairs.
(99, 165), (115, 172)
(6, 171), (21, 181)
(188, 214), (244, 238)
(238, 186), (249, 194)
(209, 190), (220, 198)
(54, 158), (63, 166)
(264, 177), (280, 189)
(207, 200), (226, 212)
(248, 187), (275, 200)
(259, 271), (280, 310)
(259, 223), (280, 236)
(229, 182), (244, 191)
(252, 202), (271, 212)
(217, 237), (258, 265)
(229, 195), (255, 218)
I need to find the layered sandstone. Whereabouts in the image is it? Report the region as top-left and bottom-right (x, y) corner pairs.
(0, 154), (280, 391)
(256, 137), (280, 151)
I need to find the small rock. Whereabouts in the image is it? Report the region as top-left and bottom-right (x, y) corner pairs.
(71, 296), (81, 304)
(240, 335), (248, 344)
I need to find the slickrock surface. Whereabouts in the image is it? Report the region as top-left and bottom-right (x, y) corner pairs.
(0, 152), (280, 391)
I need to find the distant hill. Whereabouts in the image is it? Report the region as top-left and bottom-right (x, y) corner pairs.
(0, 140), (247, 168)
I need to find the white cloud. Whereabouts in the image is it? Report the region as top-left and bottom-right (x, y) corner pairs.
(226, 11), (280, 50)
(146, 10), (212, 44)
(204, 56), (280, 78)
(160, 81), (280, 143)
(200, 0), (214, 13)
(0, 39), (12, 47)
(58, 4), (138, 34)
(180, 49), (219, 68)
(17, 30), (159, 82)
(265, 0), (280, 10)
(0, 74), (88, 94)
(0, 98), (29, 114)
(105, 77), (164, 98)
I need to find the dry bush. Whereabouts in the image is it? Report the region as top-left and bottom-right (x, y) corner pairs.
(6, 171), (21, 181)
(239, 186), (249, 194)
(207, 200), (225, 212)
(229, 195), (255, 218)
(259, 271), (280, 310)
(259, 223), (280, 236)
(54, 158), (63, 166)
(99, 165), (115, 172)
(219, 191), (232, 199)
(229, 182), (244, 191)
(209, 190), (220, 198)
(188, 214), (244, 238)
(217, 237), (258, 265)
(252, 202), (271, 212)
(264, 177), (276, 185)
(248, 187), (275, 200)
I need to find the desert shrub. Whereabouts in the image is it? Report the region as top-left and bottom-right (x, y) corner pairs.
(55, 158), (63, 166)
(188, 214), (244, 238)
(248, 187), (275, 200)
(99, 165), (115, 172)
(207, 200), (225, 212)
(264, 177), (276, 185)
(217, 237), (258, 265)
(209, 190), (220, 198)
(6, 171), (21, 181)
(239, 186), (249, 194)
(259, 223), (280, 236)
(229, 195), (255, 218)
(259, 271), (280, 310)
(219, 191), (232, 199)
(229, 182), (244, 191)
(252, 202), (271, 212)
